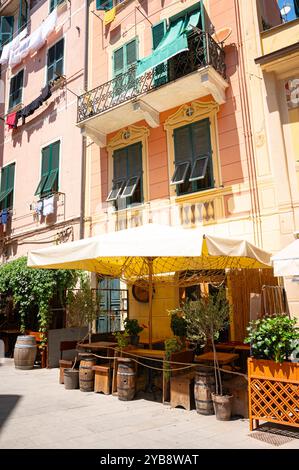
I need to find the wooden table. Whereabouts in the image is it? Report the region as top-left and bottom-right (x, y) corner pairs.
(128, 348), (165, 360)
(195, 352), (239, 365)
(77, 341), (117, 352)
(138, 338), (165, 349)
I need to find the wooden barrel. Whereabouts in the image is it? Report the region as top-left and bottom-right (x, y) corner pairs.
(79, 357), (96, 392)
(14, 336), (37, 370)
(194, 368), (216, 415)
(117, 358), (136, 401)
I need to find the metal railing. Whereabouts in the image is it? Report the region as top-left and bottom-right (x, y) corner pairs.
(77, 31), (226, 123)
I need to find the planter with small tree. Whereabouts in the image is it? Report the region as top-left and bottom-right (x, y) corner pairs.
(245, 315), (299, 430)
(123, 318), (144, 346)
(181, 287), (232, 420)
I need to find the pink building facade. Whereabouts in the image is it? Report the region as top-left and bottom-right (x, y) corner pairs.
(0, 0), (86, 261)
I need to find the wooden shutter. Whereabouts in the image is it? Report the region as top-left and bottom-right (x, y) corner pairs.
(9, 70), (24, 110)
(18, 0), (28, 31)
(0, 16), (14, 48)
(0, 163), (15, 210)
(174, 125), (193, 164)
(191, 119), (213, 191)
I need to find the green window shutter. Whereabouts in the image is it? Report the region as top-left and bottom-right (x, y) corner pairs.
(152, 21), (166, 50)
(152, 21), (168, 86)
(35, 141), (59, 196)
(126, 39), (137, 68)
(174, 125), (193, 164)
(96, 0), (113, 10)
(47, 38), (64, 82)
(113, 46), (124, 77)
(9, 70), (24, 110)
(18, 0), (28, 32)
(0, 163), (15, 210)
(0, 16), (14, 49)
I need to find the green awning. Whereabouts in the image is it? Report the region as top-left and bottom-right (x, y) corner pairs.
(136, 9), (201, 77)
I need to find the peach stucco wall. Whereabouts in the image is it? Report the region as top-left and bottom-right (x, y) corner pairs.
(0, 1), (86, 258)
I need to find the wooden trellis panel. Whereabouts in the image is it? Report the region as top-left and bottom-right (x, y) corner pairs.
(248, 358), (299, 431)
(228, 269), (278, 342)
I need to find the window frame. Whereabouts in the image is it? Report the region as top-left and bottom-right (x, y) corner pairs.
(49, 0), (66, 13)
(8, 69), (24, 111)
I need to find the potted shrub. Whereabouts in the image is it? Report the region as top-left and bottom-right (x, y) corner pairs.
(245, 315), (299, 430)
(169, 311), (187, 347)
(123, 318), (144, 346)
(182, 288), (232, 420)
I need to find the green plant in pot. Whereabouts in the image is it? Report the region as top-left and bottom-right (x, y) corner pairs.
(113, 330), (130, 356)
(245, 315), (299, 363)
(169, 311), (187, 347)
(181, 287), (232, 420)
(123, 318), (144, 346)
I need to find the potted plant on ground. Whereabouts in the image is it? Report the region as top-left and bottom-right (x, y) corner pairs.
(181, 287), (232, 420)
(123, 318), (144, 346)
(245, 315), (299, 430)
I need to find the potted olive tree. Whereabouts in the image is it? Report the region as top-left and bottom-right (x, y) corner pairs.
(182, 288), (232, 420)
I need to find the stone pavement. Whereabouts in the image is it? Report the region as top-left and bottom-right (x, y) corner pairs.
(0, 359), (299, 450)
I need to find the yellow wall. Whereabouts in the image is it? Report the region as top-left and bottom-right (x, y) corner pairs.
(129, 284), (179, 341)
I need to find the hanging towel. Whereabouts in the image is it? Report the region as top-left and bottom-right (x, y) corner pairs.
(6, 112), (18, 130)
(35, 200), (43, 215)
(43, 195), (54, 216)
(41, 84), (52, 102)
(41, 10), (58, 41)
(1, 209), (9, 225)
(28, 26), (46, 56)
(6, 27), (28, 68)
(0, 42), (11, 65)
(0, 27), (27, 65)
(104, 7), (116, 25)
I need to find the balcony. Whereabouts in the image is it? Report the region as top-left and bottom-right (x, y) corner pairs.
(77, 31), (228, 144)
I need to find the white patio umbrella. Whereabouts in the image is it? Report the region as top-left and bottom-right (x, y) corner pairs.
(271, 239), (299, 276)
(28, 223), (272, 346)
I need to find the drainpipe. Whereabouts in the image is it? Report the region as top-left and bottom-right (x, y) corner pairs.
(79, 0), (89, 240)
(234, 0), (263, 247)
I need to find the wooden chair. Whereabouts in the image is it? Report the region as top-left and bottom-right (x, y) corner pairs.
(93, 364), (111, 395)
(60, 340), (78, 360)
(164, 349), (195, 404)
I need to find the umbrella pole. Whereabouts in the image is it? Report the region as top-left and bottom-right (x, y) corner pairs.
(148, 258), (153, 349)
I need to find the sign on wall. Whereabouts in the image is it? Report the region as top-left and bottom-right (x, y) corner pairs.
(285, 79), (299, 109)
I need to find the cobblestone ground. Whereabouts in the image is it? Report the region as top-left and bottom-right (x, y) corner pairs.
(0, 359), (299, 449)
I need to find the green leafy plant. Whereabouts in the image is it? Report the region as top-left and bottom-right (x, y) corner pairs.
(169, 311), (187, 341)
(123, 318), (144, 336)
(0, 256), (83, 344)
(114, 331), (130, 350)
(181, 288), (230, 396)
(245, 315), (299, 364)
(164, 337), (183, 380)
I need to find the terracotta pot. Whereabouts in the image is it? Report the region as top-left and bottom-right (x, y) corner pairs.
(212, 393), (233, 421)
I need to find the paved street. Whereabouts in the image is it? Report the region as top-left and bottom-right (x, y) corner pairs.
(0, 359), (299, 449)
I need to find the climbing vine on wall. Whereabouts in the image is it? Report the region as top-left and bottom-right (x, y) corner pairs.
(0, 256), (84, 341)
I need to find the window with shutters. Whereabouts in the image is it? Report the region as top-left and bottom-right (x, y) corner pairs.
(0, 16), (14, 50)
(49, 0), (65, 13)
(107, 142), (143, 210)
(9, 70), (24, 110)
(47, 38), (64, 83)
(112, 38), (137, 96)
(171, 119), (213, 196)
(0, 163), (15, 211)
(35, 141), (60, 197)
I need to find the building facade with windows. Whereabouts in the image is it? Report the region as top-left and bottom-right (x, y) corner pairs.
(0, 0), (86, 260)
(79, 0), (285, 339)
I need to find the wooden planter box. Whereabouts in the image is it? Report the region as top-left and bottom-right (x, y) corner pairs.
(248, 358), (299, 431)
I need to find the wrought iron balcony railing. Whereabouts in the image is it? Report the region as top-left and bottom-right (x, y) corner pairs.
(77, 31), (226, 123)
